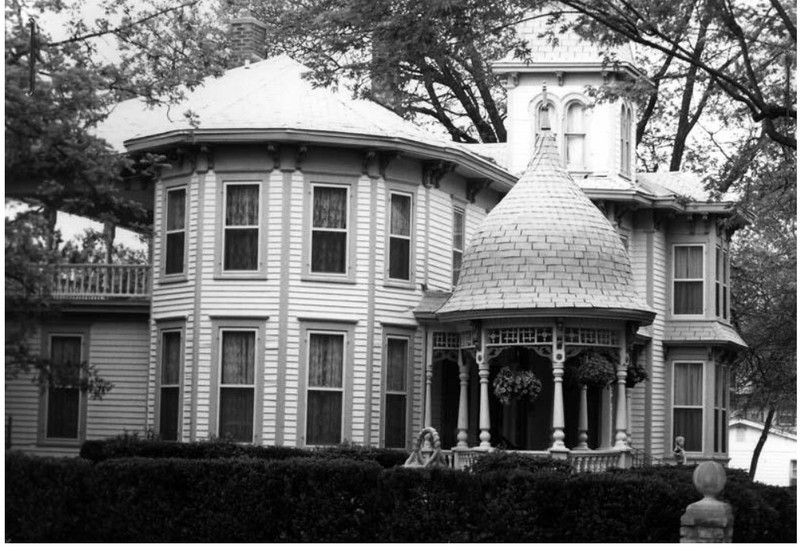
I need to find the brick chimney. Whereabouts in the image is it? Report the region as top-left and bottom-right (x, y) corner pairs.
(229, 10), (267, 68)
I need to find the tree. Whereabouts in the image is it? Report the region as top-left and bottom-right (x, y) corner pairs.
(240, 0), (530, 143)
(729, 142), (796, 480)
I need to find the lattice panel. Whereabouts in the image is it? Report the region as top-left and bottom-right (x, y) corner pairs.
(433, 332), (460, 349)
(564, 327), (620, 347)
(487, 327), (553, 346)
(459, 331), (474, 349)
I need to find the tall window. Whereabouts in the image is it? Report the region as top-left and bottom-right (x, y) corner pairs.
(306, 332), (345, 445)
(452, 207), (465, 287)
(311, 185), (348, 274)
(716, 246), (729, 320)
(674, 245), (704, 315)
(538, 102), (554, 131)
(218, 329), (256, 442)
(673, 362), (704, 452)
(46, 335), (83, 440)
(389, 192), (412, 281)
(159, 330), (182, 441)
(223, 183), (260, 271)
(384, 337), (409, 448)
(165, 188), (186, 275)
(714, 364), (729, 453)
(564, 102), (585, 169)
(620, 104), (632, 176)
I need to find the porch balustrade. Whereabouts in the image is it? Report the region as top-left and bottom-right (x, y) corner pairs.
(437, 448), (631, 473)
(51, 264), (152, 299)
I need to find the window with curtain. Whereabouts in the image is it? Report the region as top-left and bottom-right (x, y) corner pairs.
(165, 188), (186, 275)
(674, 245), (704, 315)
(452, 207), (464, 287)
(673, 362), (704, 452)
(714, 364), (729, 453)
(384, 337), (409, 448)
(47, 335), (82, 439)
(389, 192), (412, 281)
(159, 330), (181, 441)
(565, 102), (585, 169)
(311, 185), (348, 274)
(306, 332), (344, 445)
(223, 183), (260, 271)
(219, 330), (256, 442)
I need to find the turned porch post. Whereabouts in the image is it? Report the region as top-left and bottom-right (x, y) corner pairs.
(576, 384), (589, 449)
(424, 331), (434, 428)
(456, 351), (469, 448)
(614, 333), (629, 449)
(476, 323), (491, 450)
(550, 323), (568, 452)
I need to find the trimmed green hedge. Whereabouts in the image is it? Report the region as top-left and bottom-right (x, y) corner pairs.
(79, 436), (409, 468)
(6, 452), (796, 543)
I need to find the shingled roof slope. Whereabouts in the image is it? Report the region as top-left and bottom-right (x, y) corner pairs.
(437, 132), (654, 323)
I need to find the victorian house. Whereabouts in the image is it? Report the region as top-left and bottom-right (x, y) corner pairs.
(5, 12), (746, 469)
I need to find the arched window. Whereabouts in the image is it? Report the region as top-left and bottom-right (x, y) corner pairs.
(620, 104), (632, 176)
(537, 102), (555, 132)
(564, 102), (585, 169)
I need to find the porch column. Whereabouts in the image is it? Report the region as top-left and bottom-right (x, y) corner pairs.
(614, 336), (629, 449)
(456, 351), (469, 448)
(478, 355), (491, 449)
(550, 324), (568, 452)
(423, 331), (434, 428)
(576, 385), (589, 449)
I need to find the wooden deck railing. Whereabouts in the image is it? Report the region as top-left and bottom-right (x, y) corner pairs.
(52, 264), (152, 299)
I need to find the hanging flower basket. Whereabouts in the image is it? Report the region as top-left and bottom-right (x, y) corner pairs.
(493, 365), (542, 405)
(625, 361), (648, 388)
(569, 349), (616, 388)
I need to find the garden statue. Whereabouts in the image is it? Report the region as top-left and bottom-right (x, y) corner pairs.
(673, 436), (686, 465)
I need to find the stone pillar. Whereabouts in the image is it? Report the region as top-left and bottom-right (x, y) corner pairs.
(575, 384), (589, 449)
(680, 462), (734, 543)
(478, 354), (491, 450)
(456, 352), (469, 449)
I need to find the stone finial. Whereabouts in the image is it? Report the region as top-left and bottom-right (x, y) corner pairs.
(680, 461), (734, 543)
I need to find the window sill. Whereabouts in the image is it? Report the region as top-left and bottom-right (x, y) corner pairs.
(213, 273), (268, 281)
(37, 438), (82, 448)
(301, 275), (357, 285)
(159, 275), (189, 285)
(383, 280), (416, 290)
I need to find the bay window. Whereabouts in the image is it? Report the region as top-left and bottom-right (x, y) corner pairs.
(384, 336), (409, 448)
(716, 245), (730, 320)
(164, 187), (186, 276)
(673, 362), (704, 452)
(223, 183), (260, 272)
(388, 192), (412, 281)
(311, 185), (349, 275)
(620, 104), (632, 176)
(306, 332), (345, 445)
(673, 245), (704, 315)
(714, 364), (729, 453)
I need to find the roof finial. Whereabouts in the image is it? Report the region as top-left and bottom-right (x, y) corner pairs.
(539, 81), (551, 131)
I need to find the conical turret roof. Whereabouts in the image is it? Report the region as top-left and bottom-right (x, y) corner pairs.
(437, 133), (654, 323)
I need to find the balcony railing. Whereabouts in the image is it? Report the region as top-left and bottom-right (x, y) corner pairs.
(52, 264), (152, 300)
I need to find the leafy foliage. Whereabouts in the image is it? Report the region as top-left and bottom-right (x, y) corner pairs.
(492, 364), (543, 404)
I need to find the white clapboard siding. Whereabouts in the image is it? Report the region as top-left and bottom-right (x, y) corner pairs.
(650, 227), (669, 457)
(5, 327), (43, 451)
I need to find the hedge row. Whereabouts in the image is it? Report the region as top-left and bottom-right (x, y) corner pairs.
(6, 453), (796, 543)
(79, 437), (409, 468)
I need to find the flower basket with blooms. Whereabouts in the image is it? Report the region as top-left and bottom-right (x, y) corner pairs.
(571, 349), (616, 388)
(493, 365), (542, 405)
(625, 361), (648, 388)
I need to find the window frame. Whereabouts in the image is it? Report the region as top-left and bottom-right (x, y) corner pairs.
(386, 189), (415, 285)
(214, 177), (268, 280)
(209, 318), (266, 444)
(563, 101), (586, 170)
(672, 244), (706, 317)
(37, 330), (89, 446)
(156, 321), (185, 441)
(162, 183), (188, 281)
(713, 363), (729, 454)
(715, 244), (730, 321)
(298, 320), (355, 447)
(452, 203), (466, 288)
(303, 175), (357, 283)
(382, 331), (414, 449)
(672, 361), (706, 454)
(620, 104), (633, 177)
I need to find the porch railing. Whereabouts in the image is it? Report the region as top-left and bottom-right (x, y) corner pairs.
(568, 449), (622, 472)
(52, 264), (152, 299)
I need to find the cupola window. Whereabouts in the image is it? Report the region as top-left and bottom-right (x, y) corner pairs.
(565, 102), (586, 169)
